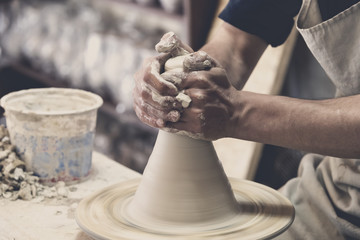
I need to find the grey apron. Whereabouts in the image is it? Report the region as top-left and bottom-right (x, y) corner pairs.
(275, 1), (360, 239)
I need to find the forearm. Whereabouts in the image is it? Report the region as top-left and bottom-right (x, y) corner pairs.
(232, 91), (360, 158)
(200, 22), (268, 90)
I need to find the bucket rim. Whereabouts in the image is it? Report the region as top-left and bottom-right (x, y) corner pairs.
(0, 87), (103, 116)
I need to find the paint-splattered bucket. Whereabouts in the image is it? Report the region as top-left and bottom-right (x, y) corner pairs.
(0, 88), (103, 185)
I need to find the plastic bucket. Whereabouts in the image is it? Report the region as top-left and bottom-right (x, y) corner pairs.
(0, 88), (103, 185)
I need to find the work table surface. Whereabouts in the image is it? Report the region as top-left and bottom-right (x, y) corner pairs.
(0, 151), (141, 240)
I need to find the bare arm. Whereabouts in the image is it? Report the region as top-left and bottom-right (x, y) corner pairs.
(229, 91), (360, 158)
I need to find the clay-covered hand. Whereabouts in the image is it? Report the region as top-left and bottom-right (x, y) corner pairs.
(133, 32), (194, 128)
(133, 53), (182, 128)
(134, 32), (238, 140)
(164, 52), (240, 140)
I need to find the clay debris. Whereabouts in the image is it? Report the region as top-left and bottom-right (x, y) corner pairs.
(0, 125), (71, 201)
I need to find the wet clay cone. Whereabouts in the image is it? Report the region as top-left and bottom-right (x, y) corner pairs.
(127, 130), (240, 229)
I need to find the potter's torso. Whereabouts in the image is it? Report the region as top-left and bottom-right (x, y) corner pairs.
(276, 1), (360, 239)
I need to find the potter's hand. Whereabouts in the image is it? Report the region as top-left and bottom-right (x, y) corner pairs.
(164, 52), (239, 140)
(133, 53), (184, 128)
(134, 31), (231, 140)
(133, 32), (195, 128)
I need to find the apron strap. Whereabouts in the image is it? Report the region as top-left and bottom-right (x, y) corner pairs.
(296, 0), (360, 97)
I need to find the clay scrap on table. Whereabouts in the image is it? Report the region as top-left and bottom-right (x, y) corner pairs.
(0, 125), (73, 201)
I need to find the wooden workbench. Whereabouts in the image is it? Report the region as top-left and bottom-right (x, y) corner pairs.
(0, 152), (140, 240)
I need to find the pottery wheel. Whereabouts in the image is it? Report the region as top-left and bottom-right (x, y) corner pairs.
(76, 177), (294, 240)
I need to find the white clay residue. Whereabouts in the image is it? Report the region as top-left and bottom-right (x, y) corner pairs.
(175, 91), (191, 108)
(150, 62), (177, 93)
(150, 88), (191, 109)
(163, 127), (206, 140)
(150, 88), (174, 107)
(155, 31), (190, 57)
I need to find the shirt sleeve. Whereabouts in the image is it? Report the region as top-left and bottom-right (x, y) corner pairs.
(219, 0), (302, 47)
